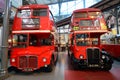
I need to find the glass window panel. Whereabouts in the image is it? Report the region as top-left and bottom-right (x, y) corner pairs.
(88, 12), (102, 18)
(17, 9), (31, 18)
(40, 39), (52, 46)
(12, 0), (22, 8)
(76, 33), (99, 46)
(48, 0), (101, 21)
(13, 34), (27, 48)
(49, 4), (59, 16)
(76, 34), (89, 46)
(33, 9), (47, 16)
(74, 12), (87, 18)
(86, 0), (101, 7)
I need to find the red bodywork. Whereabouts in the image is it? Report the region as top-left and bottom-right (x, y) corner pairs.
(69, 8), (108, 59)
(101, 44), (120, 58)
(71, 8), (107, 31)
(10, 4), (58, 72)
(70, 8), (120, 59)
(69, 30), (107, 60)
(12, 4), (53, 31)
(68, 8), (113, 69)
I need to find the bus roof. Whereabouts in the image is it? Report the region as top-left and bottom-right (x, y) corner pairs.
(73, 8), (101, 13)
(18, 4), (48, 10)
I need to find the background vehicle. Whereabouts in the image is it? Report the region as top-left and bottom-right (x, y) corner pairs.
(9, 4), (58, 72)
(68, 8), (113, 70)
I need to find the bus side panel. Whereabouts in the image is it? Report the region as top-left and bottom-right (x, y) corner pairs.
(101, 44), (120, 58)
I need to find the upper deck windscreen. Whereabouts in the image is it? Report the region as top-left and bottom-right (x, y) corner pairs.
(16, 8), (48, 30)
(74, 12), (87, 18)
(88, 12), (101, 18)
(33, 9), (47, 16)
(72, 11), (106, 30)
(74, 11), (101, 18)
(17, 9), (47, 18)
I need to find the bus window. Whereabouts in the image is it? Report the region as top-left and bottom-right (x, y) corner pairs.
(33, 9), (47, 16)
(76, 34), (89, 46)
(91, 38), (98, 45)
(13, 34), (27, 48)
(29, 36), (37, 46)
(94, 19), (100, 27)
(88, 12), (101, 18)
(17, 9), (31, 18)
(74, 12), (87, 18)
(40, 39), (52, 46)
(76, 40), (88, 46)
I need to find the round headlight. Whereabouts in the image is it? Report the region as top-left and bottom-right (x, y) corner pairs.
(80, 55), (84, 59)
(102, 55), (105, 59)
(43, 58), (47, 62)
(11, 58), (15, 62)
(8, 39), (12, 43)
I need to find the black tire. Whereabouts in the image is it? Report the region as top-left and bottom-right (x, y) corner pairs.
(54, 54), (58, 65)
(8, 66), (15, 73)
(103, 63), (112, 71)
(73, 64), (79, 70)
(71, 56), (79, 70)
(68, 49), (70, 57)
(46, 59), (54, 72)
(8, 66), (20, 73)
(68, 48), (71, 58)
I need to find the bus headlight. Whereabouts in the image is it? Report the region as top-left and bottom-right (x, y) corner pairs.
(43, 58), (47, 62)
(79, 55), (84, 59)
(8, 39), (12, 43)
(11, 58), (15, 62)
(102, 55), (105, 59)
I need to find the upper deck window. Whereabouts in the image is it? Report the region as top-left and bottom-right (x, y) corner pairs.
(33, 9), (47, 16)
(88, 12), (102, 18)
(74, 12), (102, 18)
(74, 12), (87, 18)
(17, 9), (31, 18)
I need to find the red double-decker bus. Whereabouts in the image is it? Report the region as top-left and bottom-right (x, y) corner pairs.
(68, 8), (113, 70)
(9, 4), (58, 72)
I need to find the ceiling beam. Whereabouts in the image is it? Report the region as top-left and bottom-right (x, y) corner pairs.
(45, 0), (76, 5)
(23, 0), (37, 5)
(90, 0), (120, 11)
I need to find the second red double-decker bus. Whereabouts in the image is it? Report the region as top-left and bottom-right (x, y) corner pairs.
(9, 4), (58, 72)
(68, 8), (113, 70)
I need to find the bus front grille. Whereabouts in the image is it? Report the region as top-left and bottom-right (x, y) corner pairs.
(87, 48), (100, 64)
(19, 55), (38, 69)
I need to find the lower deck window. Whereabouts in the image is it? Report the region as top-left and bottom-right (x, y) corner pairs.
(12, 34), (27, 48)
